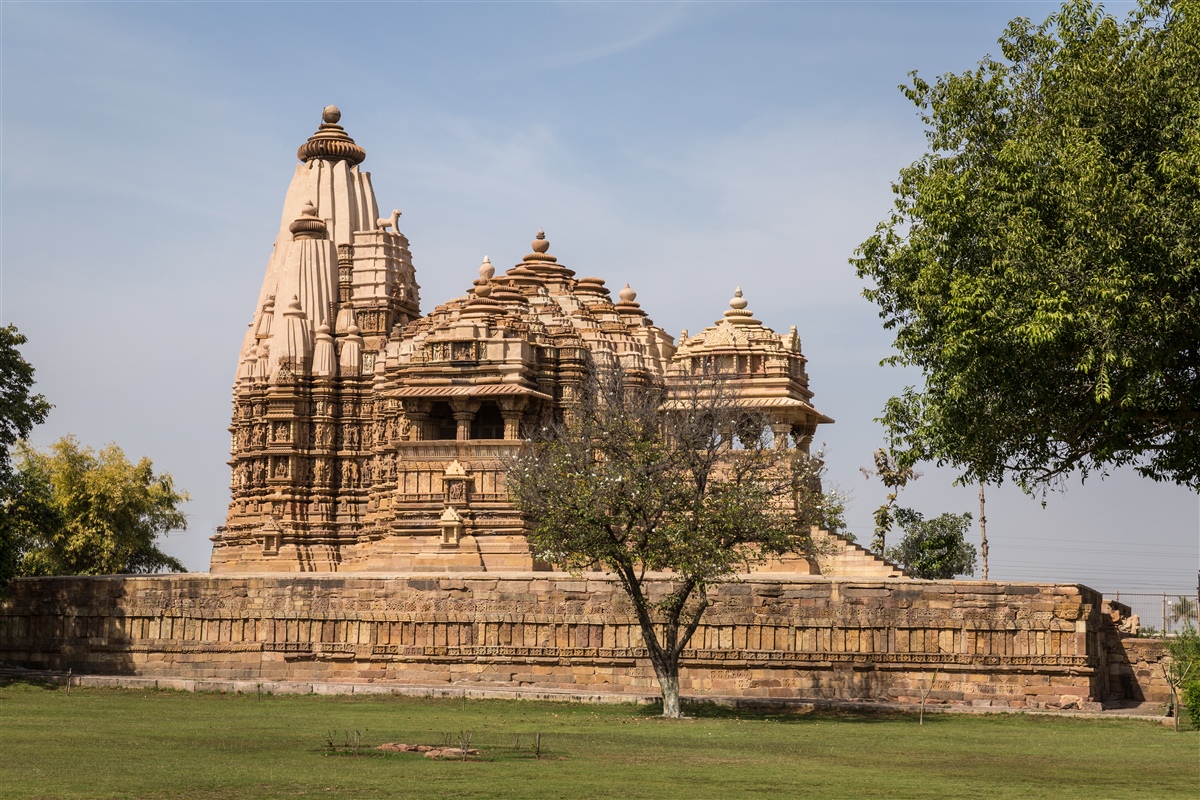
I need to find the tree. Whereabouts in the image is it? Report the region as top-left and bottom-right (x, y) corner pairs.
(859, 448), (919, 553)
(1163, 624), (1199, 730)
(11, 437), (188, 576)
(853, 0), (1200, 492)
(0, 325), (51, 471)
(0, 325), (52, 589)
(885, 508), (976, 580)
(508, 368), (838, 718)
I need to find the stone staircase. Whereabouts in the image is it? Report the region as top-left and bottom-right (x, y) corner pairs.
(811, 528), (906, 578)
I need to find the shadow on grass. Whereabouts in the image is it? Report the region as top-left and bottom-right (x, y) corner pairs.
(0, 673), (64, 692)
(664, 699), (942, 725)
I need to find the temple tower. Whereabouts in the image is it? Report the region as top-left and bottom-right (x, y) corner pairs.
(212, 108), (865, 575)
(214, 107), (419, 571)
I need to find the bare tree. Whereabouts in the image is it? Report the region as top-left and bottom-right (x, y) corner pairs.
(508, 364), (838, 718)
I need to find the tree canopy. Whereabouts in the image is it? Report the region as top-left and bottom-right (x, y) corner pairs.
(853, 0), (1200, 491)
(0, 325), (52, 587)
(9, 437), (188, 577)
(508, 368), (839, 717)
(0, 325), (51, 477)
(885, 508), (977, 580)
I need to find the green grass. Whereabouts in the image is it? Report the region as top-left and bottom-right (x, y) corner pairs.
(1, 680), (1195, 799)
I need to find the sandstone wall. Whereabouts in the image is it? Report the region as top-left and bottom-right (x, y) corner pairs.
(0, 574), (1113, 709)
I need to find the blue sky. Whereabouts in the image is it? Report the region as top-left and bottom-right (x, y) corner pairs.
(2, 1), (1195, 594)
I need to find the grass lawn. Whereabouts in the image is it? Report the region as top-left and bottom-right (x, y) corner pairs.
(1, 680), (1195, 800)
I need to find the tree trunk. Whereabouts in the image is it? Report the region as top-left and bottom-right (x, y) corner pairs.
(656, 670), (683, 718)
(979, 483), (988, 581)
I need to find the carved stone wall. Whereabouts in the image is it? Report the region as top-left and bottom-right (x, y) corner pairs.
(0, 575), (1131, 708)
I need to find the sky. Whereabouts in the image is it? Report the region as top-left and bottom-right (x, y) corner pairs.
(1, 1), (1196, 599)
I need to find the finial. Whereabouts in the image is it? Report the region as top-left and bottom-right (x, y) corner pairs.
(532, 229), (550, 254)
(298, 106), (366, 165)
(729, 287), (748, 310)
(722, 286), (759, 324)
(289, 200), (327, 239)
(479, 256), (495, 280)
(619, 283), (637, 303)
(680, 328), (689, 342)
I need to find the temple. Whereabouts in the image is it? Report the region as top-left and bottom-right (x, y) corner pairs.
(211, 107), (887, 576)
(5, 107), (1147, 716)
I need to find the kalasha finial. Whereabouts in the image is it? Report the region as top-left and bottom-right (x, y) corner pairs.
(289, 200), (327, 239)
(532, 229), (550, 254)
(297, 105), (366, 165)
(723, 286), (759, 324)
(619, 283), (637, 303)
(479, 256), (495, 280)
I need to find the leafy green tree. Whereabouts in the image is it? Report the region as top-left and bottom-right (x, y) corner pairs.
(13, 437), (188, 576)
(1163, 624), (1199, 730)
(885, 508), (976, 580)
(509, 368), (837, 718)
(0, 325), (52, 589)
(853, 0), (1200, 491)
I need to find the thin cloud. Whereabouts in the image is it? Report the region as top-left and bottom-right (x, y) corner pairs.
(528, 2), (690, 72)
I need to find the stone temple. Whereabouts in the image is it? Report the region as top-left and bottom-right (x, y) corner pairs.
(0, 108), (1158, 713)
(211, 106), (886, 577)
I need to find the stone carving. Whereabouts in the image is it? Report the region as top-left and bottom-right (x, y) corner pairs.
(215, 109), (834, 576)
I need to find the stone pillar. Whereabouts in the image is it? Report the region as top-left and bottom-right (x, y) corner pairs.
(450, 399), (479, 442)
(401, 400), (430, 441)
(499, 397), (528, 440)
(770, 422), (793, 450)
(793, 422), (816, 454)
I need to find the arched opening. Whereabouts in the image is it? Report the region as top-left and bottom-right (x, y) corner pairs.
(428, 402), (457, 440)
(471, 401), (504, 439)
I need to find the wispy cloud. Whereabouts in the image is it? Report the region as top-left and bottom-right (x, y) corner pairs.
(526, 2), (691, 72)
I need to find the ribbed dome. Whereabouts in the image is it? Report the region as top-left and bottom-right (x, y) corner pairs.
(297, 106), (366, 166)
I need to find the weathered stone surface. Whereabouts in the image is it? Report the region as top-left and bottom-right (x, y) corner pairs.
(0, 574), (1149, 708)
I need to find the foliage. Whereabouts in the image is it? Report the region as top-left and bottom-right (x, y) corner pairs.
(11, 437), (187, 576)
(0, 325), (51, 476)
(0, 325), (52, 589)
(859, 448), (919, 552)
(1165, 624), (1200, 726)
(508, 367), (836, 717)
(885, 507), (977, 579)
(853, 0), (1200, 492)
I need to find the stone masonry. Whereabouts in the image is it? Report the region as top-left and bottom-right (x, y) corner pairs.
(0, 574), (1118, 709)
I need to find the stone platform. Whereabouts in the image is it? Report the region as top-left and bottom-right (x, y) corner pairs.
(0, 573), (1134, 709)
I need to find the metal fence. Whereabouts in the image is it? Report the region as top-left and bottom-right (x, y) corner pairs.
(1108, 592), (1199, 636)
